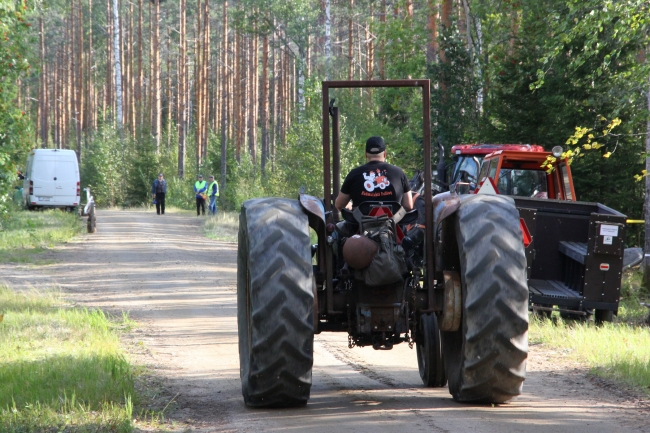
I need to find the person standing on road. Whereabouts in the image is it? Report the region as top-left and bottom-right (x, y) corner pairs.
(152, 173), (167, 215)
(194, 174), (207, 216)
(207, 175), (219, 216)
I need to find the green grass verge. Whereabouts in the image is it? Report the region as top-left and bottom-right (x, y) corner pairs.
(0, 286), (138, 433)
(530, 268), (650, 395)
(0, 210), (84, 262)
(530, 316), (650, 394)
(203, 211), (239, 242)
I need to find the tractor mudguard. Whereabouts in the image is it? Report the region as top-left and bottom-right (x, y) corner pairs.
(432, 191), (462, 229)
(432, 192), (462, 272)
(299, 193), (327, 232)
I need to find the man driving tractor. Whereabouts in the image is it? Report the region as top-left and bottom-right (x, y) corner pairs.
(335, 136), (413, 212)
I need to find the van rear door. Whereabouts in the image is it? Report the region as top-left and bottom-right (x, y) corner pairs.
(31, 156), (58, 203)
(53, 158), (79, 205)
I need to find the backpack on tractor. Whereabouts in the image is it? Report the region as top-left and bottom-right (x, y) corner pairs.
(237, 80), (529, 407)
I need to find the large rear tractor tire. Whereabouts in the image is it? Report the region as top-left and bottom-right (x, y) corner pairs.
(237, 198), (314, 407)
(442, 194), (529, 404)
(417, 313), (447, 387)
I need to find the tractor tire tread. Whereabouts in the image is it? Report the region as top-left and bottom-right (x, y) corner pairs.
(238, 198), (314, 407)
(447, 194), (529, 404)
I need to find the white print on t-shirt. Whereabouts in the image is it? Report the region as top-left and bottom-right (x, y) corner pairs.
(363, 169), (391, 192)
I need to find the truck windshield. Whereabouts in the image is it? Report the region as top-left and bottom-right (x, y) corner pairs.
(497, 169), (548, 198)
(453, 156), (482, 183)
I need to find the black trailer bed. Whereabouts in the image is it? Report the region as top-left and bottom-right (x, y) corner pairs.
(514, 197), (626, 315)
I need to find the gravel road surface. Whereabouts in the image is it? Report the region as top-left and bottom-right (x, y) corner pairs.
(1, 210), (648, 432)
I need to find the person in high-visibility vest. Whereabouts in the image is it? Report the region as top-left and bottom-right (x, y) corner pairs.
(194, 174), (207, 216)
(207, 175), (219, 216)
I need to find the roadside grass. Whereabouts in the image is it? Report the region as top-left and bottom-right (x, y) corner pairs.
(0, 210), (84, 262)
(529, 317), (650, 394)
(108, 204), (194, 215)
(0, 286), (139, 433)
(529, 268), (650, 395)
(203, 211), (239, 242)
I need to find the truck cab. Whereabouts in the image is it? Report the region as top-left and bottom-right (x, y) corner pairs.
(449, 143), (545, 188)
(476, 149), (576, 200)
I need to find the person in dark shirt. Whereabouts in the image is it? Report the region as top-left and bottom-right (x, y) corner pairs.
(335, 136), (413, 212)
(151, 173), (167, 215)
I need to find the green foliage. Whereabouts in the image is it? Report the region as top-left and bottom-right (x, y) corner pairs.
(0, 209), (84, 262)
(429, 26), (480, 150)
(0, 287), (136, 432)
(523, 0), (648, 246)
(80, 126), (127, 207)
(0, 0), (36, 217)
(79, 124), (204, 210)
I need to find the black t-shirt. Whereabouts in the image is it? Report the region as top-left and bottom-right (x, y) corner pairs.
(340, 161), (410, 207)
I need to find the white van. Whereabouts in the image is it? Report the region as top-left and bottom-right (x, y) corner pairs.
(23, 149), (80, 210)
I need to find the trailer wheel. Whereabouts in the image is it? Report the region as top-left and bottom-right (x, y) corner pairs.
(594, 309), (613, 325)
(417, 313), (447, 387)
(87, 203), (96, 233)
(442, 195), (529, 404)
(237, 198), (314, 407)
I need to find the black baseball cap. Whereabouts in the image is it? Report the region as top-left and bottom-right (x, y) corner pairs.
(366, 136), (386, 154)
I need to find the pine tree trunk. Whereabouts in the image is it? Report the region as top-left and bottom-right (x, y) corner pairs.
(76, 0), (84, 158)
(261, 32), (269, 172)
(106, 0), (113, 124)
(270, 28), (277, 161)
(379, 0), (386, 78)
(367, 3), (373, 80)
(220, 0), (228, 193)
(427, 0), (438, 64)
(87, 0), (94, 139)
(348, 0), (353, 80)
(248, 31), (257, 163)
(39, 16), (48, 147)
(152, 0), (161, 149)
(643, 77), (650, 289)
(325, 0), (331, 78)
(234, 28), (240, 162)
(178, 0), (187, 178)
(202, 0), (210, 162)
(113, 0), (123, 132)
(167, 26), (172, 149)
(137, 0), (143, 139)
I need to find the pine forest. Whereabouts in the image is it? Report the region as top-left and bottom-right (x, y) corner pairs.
(1, 0), (649, 247)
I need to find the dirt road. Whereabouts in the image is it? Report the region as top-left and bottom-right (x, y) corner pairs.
(1, 210), (649, 432)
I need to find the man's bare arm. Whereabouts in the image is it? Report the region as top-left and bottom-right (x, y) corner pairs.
(401, 191), (414, 211)
(335, 192), (351, 211)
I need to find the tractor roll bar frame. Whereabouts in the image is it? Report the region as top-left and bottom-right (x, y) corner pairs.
(322, 80), (435, 312)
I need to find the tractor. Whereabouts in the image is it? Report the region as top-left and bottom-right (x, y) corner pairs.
(237, 80), (529, 408)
